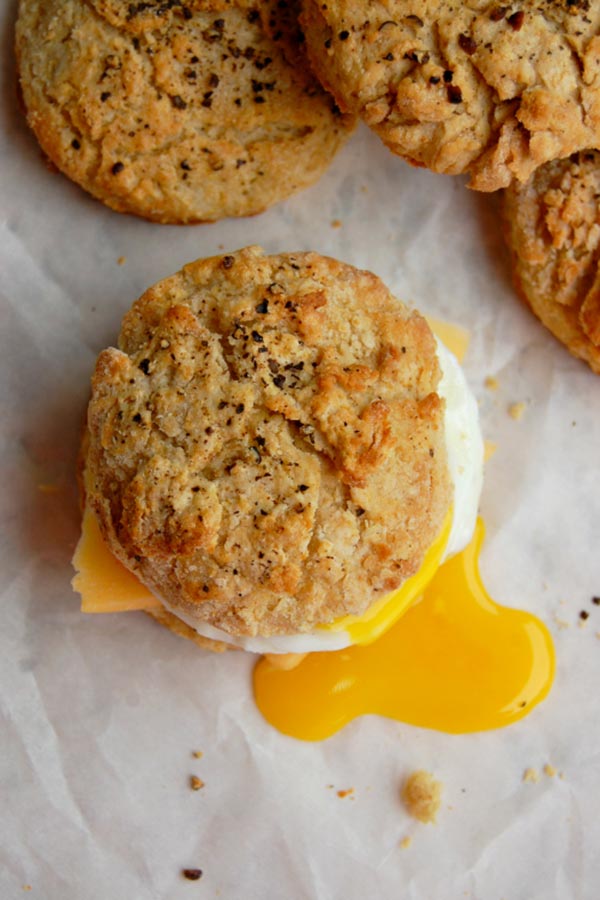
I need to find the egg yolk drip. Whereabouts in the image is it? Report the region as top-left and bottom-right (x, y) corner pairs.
(253, 519), (555, 741)
(319, 512), (452, 646)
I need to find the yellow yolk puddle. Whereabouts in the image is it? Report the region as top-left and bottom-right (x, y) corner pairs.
(253, 519), (555, 741)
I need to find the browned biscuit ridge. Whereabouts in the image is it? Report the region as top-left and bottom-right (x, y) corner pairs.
(300, 1), (600, 192)
(502, 150), (600, 374)
(15, 0), (355, 223)
(83, 247), (451, 638)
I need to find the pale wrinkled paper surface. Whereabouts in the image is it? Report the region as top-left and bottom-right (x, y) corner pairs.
(2, 4), (600, 898)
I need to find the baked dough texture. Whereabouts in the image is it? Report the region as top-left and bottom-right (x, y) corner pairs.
(83, 246), (451, 638)
(502, 150), (600, 374)
(300, 1), (600, 192)
(15, 0), (354, 223)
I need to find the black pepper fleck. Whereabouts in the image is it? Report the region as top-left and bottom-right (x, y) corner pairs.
(338, 30), (350, 40)
(138, 358), (150, 374)
(458, 33), (477, 55)
(447, 84), (463, 103)
(580, 610), (590, 620)
(71, 138), (81, 150)
(111, 161), (124, 174)
(508, 10), (525, 31)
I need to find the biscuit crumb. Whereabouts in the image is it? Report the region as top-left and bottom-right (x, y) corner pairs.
(483, 440), (497, 462)
(399, 836), (412, 850)
(192, 750), (203, 759)
(543, 764), (557, 777)
(523, 767), (540, 784)
(484, 375), (499, 391)
(22, 888), (32, 893)
(331, 219), (342, 228)
(337, 788), (354, 799)
(553, 613), (570, 630)
(190, 776), (204, 791)
(182, 869), (203, 881)
(402, 770), (442, 824)
(508, 402), (526, 420)
(117, 256), (126, 266)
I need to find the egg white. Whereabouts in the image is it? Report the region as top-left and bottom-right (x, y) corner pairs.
(161, 340), (484, 654)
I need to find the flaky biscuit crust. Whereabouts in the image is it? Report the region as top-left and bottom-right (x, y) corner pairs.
(300, 1), (600, 192)
(84, 247), (451, 638)
(502, 151), (600, 374)
(15, 0), (354, 223)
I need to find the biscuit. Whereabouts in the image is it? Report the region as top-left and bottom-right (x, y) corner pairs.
(502, 151), (600, 374)
(300, 1), (600, 192)
(15, 1), (354, 224)
(82, 246), (451, 639)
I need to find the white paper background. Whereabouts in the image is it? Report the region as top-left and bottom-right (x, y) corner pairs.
(2, 3), (600, 898)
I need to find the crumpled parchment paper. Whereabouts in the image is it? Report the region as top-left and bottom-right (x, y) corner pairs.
(1, 3), (599, 898)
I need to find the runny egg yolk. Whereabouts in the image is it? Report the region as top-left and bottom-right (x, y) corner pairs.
(252, 518), (555, 741)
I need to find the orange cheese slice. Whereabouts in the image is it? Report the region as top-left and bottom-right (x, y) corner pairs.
(72, 506), (161, 613)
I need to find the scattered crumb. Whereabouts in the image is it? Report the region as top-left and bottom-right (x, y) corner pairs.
(523, 768), (540, 784)
(190, 776), (204, 791)
(399, 836), (412, 850)
(326, 784), (334, 789)
(38, 483), (59, 494)
(117, 256), (126, 266)
(596, 632), (600, 640)
(484, 375), (499, 391)
(182, 869), (203, 881)
(559, 772), (565, 780)
(22, 888), (32, 893)
(592, 597), (600, 606)
(402, 771), (442, 824)
(543, 764), (557, 777)
(331, 219), (342, 229)
(192, 750), (203, 759)
(484, 440), (497, 462)
(508, 402), (526, 421)
(337, 788), (354, 799)
(553, 614), (570, 630)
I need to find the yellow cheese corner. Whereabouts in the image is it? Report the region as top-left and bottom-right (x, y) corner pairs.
(72, 506), (161, 613)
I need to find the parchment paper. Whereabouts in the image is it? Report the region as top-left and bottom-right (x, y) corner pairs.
(2, 3), (600, 898)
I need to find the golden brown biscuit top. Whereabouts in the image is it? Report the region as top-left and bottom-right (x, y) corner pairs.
(502, 150), (600, 374)
(300, 0), (600, 191)
(16, 0), (353, 223)
(84, 247), (450, 637)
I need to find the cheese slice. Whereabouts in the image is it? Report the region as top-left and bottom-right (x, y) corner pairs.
(72, 506), (161, 613)
(426, 317), (469, 363)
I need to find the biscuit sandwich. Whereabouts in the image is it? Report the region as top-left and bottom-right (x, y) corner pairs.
(73, 246), (483, 658)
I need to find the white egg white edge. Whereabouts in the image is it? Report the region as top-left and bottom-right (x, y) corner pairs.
(159, 340), (484, 655)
